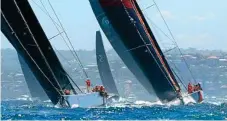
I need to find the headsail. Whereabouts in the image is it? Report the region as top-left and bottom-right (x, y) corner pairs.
(96, 0), (181, 102)
(96, 31), (119, 95)
(18, 54), (49, 101)
(89, 0), (155, 98)
(1, 0), (75, 105)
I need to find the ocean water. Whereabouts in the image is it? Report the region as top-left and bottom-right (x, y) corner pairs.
(1, 98), (227, 120)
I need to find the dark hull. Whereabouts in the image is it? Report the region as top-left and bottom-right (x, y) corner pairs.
(1, 0), (75, 104)
(98, 0), (180, 102)
(18, 54), (49, 101)
(89, 0), (155, 96)
(96, 31), (119, 95)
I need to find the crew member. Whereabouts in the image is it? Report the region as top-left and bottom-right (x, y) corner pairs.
(93, 85), (99, 92)
(64, 89), (70, 95)
(198, 83), (202, 90)
(100, 85), (105, 92)
(188, 82), (193, 93)
(86, 78), (91, 93)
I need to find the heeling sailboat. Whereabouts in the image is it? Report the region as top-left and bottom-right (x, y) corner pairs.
(93, 0), (203, 103)
(1, 0), (109, 108)
(1, 0), (75, 105)
(96, 30), (119, 96)
(89, 0), (156, 100)
(18, 54), (49, 101)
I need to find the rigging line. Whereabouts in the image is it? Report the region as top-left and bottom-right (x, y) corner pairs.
(141, 4), (155, 11)
(65, 72), (83, 93)
(53, 46), (83, 93)
(48, 31), (64, 40)
(122, 3), (177, 92)
(30, 0), (61, 28)
(144, 15), (173, 42)
(47, 0), (89, 79)
(53, 51), (78, 94)
(31, 0), (74, 52)
(143, 12), (188, 87)
(126, 3), (177, 92)
(152, 0), (197, 83)
(170, 65), (187, 91)
(53, 46), (73, 67)
(39, 0), (83, 92)
(132, 1), (181, 91)
(39, 0), (78, 63)
(13, 0), (64, 94)
(126, 44), (152, 52)
(1, 12), (62, 96)
(32, 0), (83, 81)
(163, 46), (178, 54)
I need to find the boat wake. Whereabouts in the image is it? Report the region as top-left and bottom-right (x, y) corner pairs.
(105, 94), (203, 108)
(2, 95), (226, 109)
(105, 97), (178, 108)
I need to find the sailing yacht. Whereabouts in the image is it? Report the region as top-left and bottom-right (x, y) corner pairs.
(1, 0), (113, 108)
(89, 0), (203, 104)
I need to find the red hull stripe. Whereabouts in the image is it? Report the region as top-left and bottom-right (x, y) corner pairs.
(122, 0), (134, 8)
(126, 0), (179, 91)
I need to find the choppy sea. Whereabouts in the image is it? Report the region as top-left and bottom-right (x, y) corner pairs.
(1, 97), (227, 120)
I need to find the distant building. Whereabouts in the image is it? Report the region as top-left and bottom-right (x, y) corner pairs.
(207, 56), (219, 60)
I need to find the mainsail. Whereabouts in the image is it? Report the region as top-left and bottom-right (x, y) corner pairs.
(1, 0), (76, 105)
(96, 31), (119, 95)
(18, 54), (49, 101)
(89, 0), (155, 97)
(95, 0), (181, 102)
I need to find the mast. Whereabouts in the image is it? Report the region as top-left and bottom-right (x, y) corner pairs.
(97, 0), (181, 102)
(1, 0), (75, 105)
(96, 31), (119, 95)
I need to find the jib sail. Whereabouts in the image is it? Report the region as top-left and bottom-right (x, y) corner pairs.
(96, 31), (119, 95)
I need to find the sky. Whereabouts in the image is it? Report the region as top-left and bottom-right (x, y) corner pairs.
(1, 0), (227, 51)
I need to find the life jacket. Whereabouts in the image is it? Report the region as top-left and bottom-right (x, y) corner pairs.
(64, 90), (70, 95)
(194, 85), (199, 91)
(86, 79), (91, 87)
(100, 86), (105, 92)
(94, 86), (98, 91)
(188, 83), (193, 93)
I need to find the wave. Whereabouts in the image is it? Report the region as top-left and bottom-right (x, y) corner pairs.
(2, 95), (226, 110)
(104, 95), (227, 108)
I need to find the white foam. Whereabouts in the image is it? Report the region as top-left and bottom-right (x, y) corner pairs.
(21, 95), (29, 98)
(16, 97), (29, 101)
(71, 104), (79, 108)
(43, 100), (51, 103)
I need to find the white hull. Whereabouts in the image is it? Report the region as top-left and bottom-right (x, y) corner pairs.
(180, 90), (203, 104)
(63, 92), (106, 108)
(167, 90), (203, 105)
